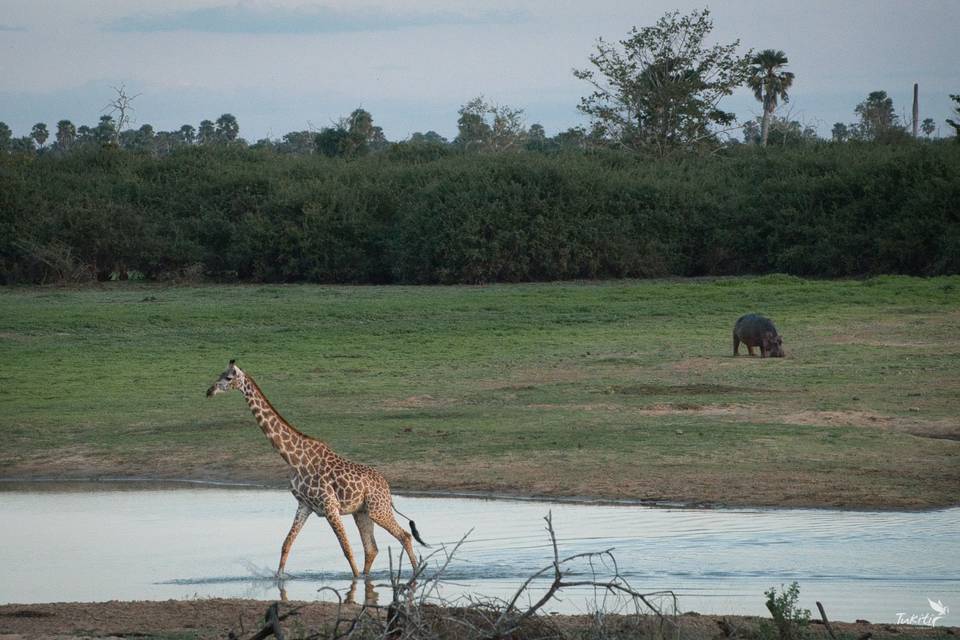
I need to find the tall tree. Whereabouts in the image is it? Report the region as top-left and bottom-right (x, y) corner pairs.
(215, 113), (239, 142)
(921, 118), (936, 137)
(747, 49), (794, 146)
(854, 91), (901, 141)
(95, 115), (116, 145)
(278, 130), (316, 154)
(77, 125), (94, 145)
(0, 121), (11, 151)
(455, 97), (526, 152)
(178, 124), (196, 145)
(103, 84), (140, 146)
(31, 123), (50, 149)
(947, 94), (960, 141)
(55, 120), (76, 151)
(831, 122), (849, 142)
(315, 127), (350, 157)
(455, 97), (493, 150)
(574, 9), (750, 155)
(197, 120), (216, 145)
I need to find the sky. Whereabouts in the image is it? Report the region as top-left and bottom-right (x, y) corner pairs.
(1, 0), (958, 142)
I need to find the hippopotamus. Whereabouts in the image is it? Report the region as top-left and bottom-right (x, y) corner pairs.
(733, 314), (784, 358)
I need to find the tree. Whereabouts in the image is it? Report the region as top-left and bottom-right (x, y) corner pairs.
(215, 113), (239, 142)
(103, 84), (141, 146)
(197, 120), (216, 145)
(55, 120), (77, 151)
(178, 124), (196, 145)
(77, 125), (94, 146)
(133, 124), (155, 153)
(315, 127), (350, 157)
(10, 136), (35, 153)
(0, 122), (11, 151)
(747, 49), (794, 146)
(574, 8), (750, 155)
(314, 108), (387, 157)
(278, 130), (316, 154)
(947, 94), (960, 141)
(921, 118), (936, 137)
(526, 123), (547, 150)
(854, 90), (903, 141)
(455, 97), (493, 150)
(31, 123), (49, 149)
(344, 108), (375, 155)
(831, 122), (849, 142)
(455, 97), (526, 152)
(409, 131), (447, 145)
(95, 115), (116, 145)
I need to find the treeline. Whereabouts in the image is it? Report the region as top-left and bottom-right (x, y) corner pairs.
(2, 141), (958, 285)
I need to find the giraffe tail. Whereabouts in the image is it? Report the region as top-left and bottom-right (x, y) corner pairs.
(393, 504), (430, 547)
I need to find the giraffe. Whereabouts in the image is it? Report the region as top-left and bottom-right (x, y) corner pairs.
(206, 360), (427, 578)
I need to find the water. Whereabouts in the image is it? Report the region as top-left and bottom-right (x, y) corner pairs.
(1, 484), (957, 623)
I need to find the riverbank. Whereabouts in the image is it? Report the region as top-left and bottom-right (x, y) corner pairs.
(2, 278), (959, 510)
(1, 599), (955, 640)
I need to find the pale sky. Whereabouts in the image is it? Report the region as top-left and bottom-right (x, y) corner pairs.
(1, 0), (958, 141)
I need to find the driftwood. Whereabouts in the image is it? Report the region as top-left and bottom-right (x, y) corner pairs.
(227, 511), (678, 640)
(816, 601), (837, 640)
(232, 601), (305, 640)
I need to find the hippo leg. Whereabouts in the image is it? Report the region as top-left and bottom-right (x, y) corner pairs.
(733, 333), (741, 356)
(747, 344), (756, 356)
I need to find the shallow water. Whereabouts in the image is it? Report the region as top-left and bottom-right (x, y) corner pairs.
(1, 485), (957, 623)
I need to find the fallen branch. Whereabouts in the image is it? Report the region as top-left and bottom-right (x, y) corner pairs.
(816, 601), (837, 640)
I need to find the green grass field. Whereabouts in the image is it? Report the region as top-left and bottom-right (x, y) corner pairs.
(1, 276), (958, 508)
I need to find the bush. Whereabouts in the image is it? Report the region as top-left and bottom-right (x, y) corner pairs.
(2, 142), (958, 284)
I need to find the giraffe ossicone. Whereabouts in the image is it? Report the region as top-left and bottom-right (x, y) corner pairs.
(206, 360), (427, 577)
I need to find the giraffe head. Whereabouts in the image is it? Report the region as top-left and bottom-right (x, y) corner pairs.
(206, 360), (245, 397)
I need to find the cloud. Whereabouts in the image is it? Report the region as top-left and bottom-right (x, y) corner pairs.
(0, 24), (26, 32)
(106, 3), (523, 34)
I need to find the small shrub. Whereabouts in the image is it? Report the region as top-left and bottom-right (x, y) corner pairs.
(763, 581), (811, 640)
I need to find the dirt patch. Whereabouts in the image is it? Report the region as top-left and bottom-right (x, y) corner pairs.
(612, 383), (746, 395)
(781, 410), (960, 440)
(670, 357), (729, 373)
(478, 366), (587, 390)
(382, 395), (453, 409)
(0, 600), (954, 640)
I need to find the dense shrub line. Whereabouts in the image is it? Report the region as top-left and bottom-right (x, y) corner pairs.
(1, 143), (958, 284)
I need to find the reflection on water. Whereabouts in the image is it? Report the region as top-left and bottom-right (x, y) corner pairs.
(0, 485), (958, 622)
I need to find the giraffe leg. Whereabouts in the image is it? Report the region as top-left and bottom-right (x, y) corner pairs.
(353, 511), (379, 575)
(324, 507), (361, 578)
(369, 509), (418, 572)
(278, 502), (311, 577)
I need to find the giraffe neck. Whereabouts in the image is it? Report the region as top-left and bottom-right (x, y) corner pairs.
(239, 375), (313, 465)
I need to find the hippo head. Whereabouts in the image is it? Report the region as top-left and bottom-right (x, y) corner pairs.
(763, 332), (785, 358)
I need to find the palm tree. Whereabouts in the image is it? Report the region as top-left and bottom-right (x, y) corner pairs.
(56, 120), (76, 151)
(747, 49), (795, 146)
(31, 122), (50, 149)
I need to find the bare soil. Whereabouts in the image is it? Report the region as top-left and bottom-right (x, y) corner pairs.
(0, 599), (954, 640)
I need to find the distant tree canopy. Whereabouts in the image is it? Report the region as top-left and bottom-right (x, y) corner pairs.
(2, 9), (958, 160)
(854, 91), (905, 142)
(454, 96), (527, 152)
(314, 108), (387, 158)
